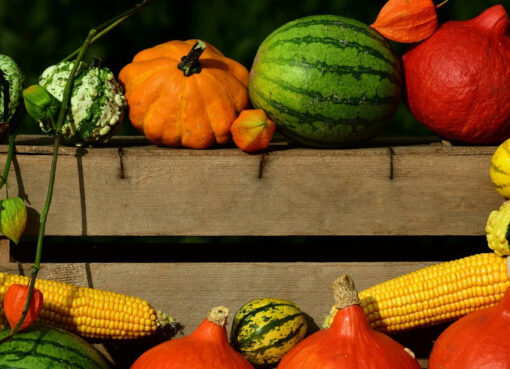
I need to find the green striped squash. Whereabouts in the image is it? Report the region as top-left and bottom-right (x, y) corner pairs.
(38, 61), (127, 146)
(0, 54), (24, 124)
(249, 15), (403, 148)
(230, 298), (307, 367)
(0, 324), (111, 369)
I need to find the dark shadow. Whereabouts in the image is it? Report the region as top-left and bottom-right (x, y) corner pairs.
(23, 206), (41, 235)
(75, 147), (88, 236)
(97, 323), (183, 368)
(11, 235), (490, 263)
(11, 153), (29, 204)
(303, 312), (320, 336)
(85, 262), (94, 289)
(392, 322), (449, 360)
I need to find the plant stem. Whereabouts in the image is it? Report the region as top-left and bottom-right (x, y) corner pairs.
(178, 40), (207, 76)
(1, 30), (95, 343)
(61, 0), (154, 63)
(436, 0), (450, 8)
(1, 0), (153, 343)
(0, 133), (16, 191)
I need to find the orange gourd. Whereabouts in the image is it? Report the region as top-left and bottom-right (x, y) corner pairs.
(119, 40), (250, 149)
(3, 284), (43, 332)
(130, 306), (255, 369)
(428, 286), (510, 369)
(277, 276), (421, 369)
(231, 109), (276, 152)
(371, 0), (438, 43)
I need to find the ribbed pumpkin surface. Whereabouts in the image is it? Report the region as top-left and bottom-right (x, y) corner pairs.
(230, 298), (307, 367)
(249, 15), (402, 148)
(0, 324), (112, 369)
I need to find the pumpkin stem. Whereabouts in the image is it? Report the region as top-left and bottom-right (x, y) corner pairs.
(178, 40), (207, 77)
(333, 275), (361, 310)
(207, 306), (229, 327)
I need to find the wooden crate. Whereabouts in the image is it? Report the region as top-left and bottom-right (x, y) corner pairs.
(0, 135), (501, 368)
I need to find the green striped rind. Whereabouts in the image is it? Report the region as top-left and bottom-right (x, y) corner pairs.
(0, 54), (24, 123)
(249, 15), (403, 148)
(230, 298), (307, 367)
(0, 324), (111, 369)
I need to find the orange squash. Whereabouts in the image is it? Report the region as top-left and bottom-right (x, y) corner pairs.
(130, 306), (255, 369)
(231, 109), (276, 152)
(277, 276), (421, 369)
(428, 286), (510, 368)
(119, 40), (250, 149)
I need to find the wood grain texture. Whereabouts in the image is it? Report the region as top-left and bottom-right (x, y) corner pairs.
(0, 260), (437, 367)
(0, 238), (10, 263)
(0, 135), (502, 236)
(2, 261), (437, 327)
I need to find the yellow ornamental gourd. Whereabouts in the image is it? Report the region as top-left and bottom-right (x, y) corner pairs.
(490, 138), (510, 198)
(486, 201), (510, 256)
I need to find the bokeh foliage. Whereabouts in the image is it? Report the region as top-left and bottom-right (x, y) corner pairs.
(0, 0), (508, 135)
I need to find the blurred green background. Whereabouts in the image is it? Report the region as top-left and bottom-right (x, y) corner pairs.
(1, 0), (509, 136)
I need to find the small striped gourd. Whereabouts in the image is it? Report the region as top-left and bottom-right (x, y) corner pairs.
(0, 54), (24, 127)
(0, 324), (112, 369)
(249, 15), (402, 148)
(230, 298), (307, 367)
(0, 271), (176, 339)
(38, 61), (127, 146)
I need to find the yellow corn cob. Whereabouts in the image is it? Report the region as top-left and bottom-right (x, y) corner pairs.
(0, 272), (176, 339)
(323, 253), (510, 333)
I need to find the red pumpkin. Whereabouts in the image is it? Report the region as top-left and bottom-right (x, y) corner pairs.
(131, 306), (254, 369)
(277, 276), (421, 369)
(3, 284), (43, 332)
(428, 286), (510, 369)
(403, 5), (510, 144)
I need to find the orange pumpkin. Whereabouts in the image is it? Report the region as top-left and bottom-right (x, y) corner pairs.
(277, 276), (421, 369)
(119, 40), (250, 149)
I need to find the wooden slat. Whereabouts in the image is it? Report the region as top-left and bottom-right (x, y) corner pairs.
(0, 135), (501, 236)
(0, 238), (10, 263)
(0, 261), (437, 367)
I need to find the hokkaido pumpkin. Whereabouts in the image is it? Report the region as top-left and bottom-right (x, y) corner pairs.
(277, 275), (421, 369)
(130, 306), (255, 369)
(403, 5), (510, 144)
(119, 40), (250, 149)
(428, 286), (510, 369)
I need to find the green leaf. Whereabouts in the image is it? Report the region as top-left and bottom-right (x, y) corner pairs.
(22, 84), (60, 130)
(0, 197), (27, 244)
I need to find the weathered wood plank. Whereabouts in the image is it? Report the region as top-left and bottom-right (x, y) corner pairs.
(0, 135), (502, 236)
(0, 261), (437, 367)
(0, 238), (10, 263)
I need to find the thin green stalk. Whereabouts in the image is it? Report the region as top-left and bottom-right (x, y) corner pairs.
(0, 0), (153, 344)
(0, 102), (26, 193)
(61, 0), (153, 63)
(0, 133), (16, 191)
(0, 32), (94, 344)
